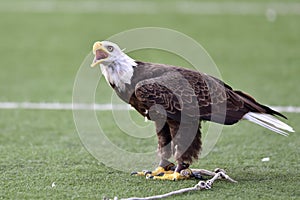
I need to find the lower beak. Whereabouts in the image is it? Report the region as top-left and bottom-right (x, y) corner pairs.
(91, 58), (102, 67)
(91, 42), (109, 67)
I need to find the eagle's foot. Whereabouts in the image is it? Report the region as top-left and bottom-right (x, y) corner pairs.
(146, 168), (193, 181)
(131, 163), (175, 177)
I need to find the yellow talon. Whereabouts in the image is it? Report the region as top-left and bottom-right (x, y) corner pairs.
(131, 163), (176, 177)
(131, 166), (174, 176)
(134, 171), (148, 176)
(152, 166), (174, 175)
(149, 172), (189, 181)
(147, 168), (193, 180)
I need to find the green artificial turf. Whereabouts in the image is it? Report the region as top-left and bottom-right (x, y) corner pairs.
(0, 110), (299, 199)
(0, 0), (299, 199)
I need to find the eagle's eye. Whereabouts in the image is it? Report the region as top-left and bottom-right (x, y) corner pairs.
(107, 46), (114, 52)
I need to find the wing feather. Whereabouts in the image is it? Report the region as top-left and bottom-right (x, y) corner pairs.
(133, 62), (286, 125)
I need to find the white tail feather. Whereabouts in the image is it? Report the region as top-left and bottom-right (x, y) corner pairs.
(243, 112), (295, 136)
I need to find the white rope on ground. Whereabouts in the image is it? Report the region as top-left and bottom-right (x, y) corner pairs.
(118, 184), (201, 200)
(104, 169), (237, 200)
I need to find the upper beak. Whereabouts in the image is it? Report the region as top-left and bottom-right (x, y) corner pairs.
(91, 41), (109, 67)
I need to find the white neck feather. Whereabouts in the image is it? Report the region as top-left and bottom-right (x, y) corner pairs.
(100, 53), (137, 92)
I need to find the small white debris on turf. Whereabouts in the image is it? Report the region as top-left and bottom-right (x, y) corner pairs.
(51, 182), (56, 188)
(261, 157), (270, 162)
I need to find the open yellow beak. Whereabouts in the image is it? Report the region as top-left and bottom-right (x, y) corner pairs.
(91, 41), (109, 67)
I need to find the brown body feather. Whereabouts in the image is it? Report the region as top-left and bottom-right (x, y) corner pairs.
(113, 61), (286, 164)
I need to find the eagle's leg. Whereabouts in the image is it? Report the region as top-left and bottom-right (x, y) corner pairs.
(131, 122), (175, 176)
(155, 122), (176, 174)
(149, 121), (202, 180)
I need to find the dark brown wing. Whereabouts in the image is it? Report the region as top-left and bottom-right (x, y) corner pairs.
(135, 71), (200, 123)
(134, 64), (285, 125)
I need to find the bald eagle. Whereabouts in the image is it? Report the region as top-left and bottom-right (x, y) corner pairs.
(91, 41), (294, 180)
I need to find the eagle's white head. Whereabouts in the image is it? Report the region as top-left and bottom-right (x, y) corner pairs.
(91, 41), (137, 91)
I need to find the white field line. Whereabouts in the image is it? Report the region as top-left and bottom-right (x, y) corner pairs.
(0, 102), (132, 111)
(1, 1), (300, 15)
(0, 102), (299, 113)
